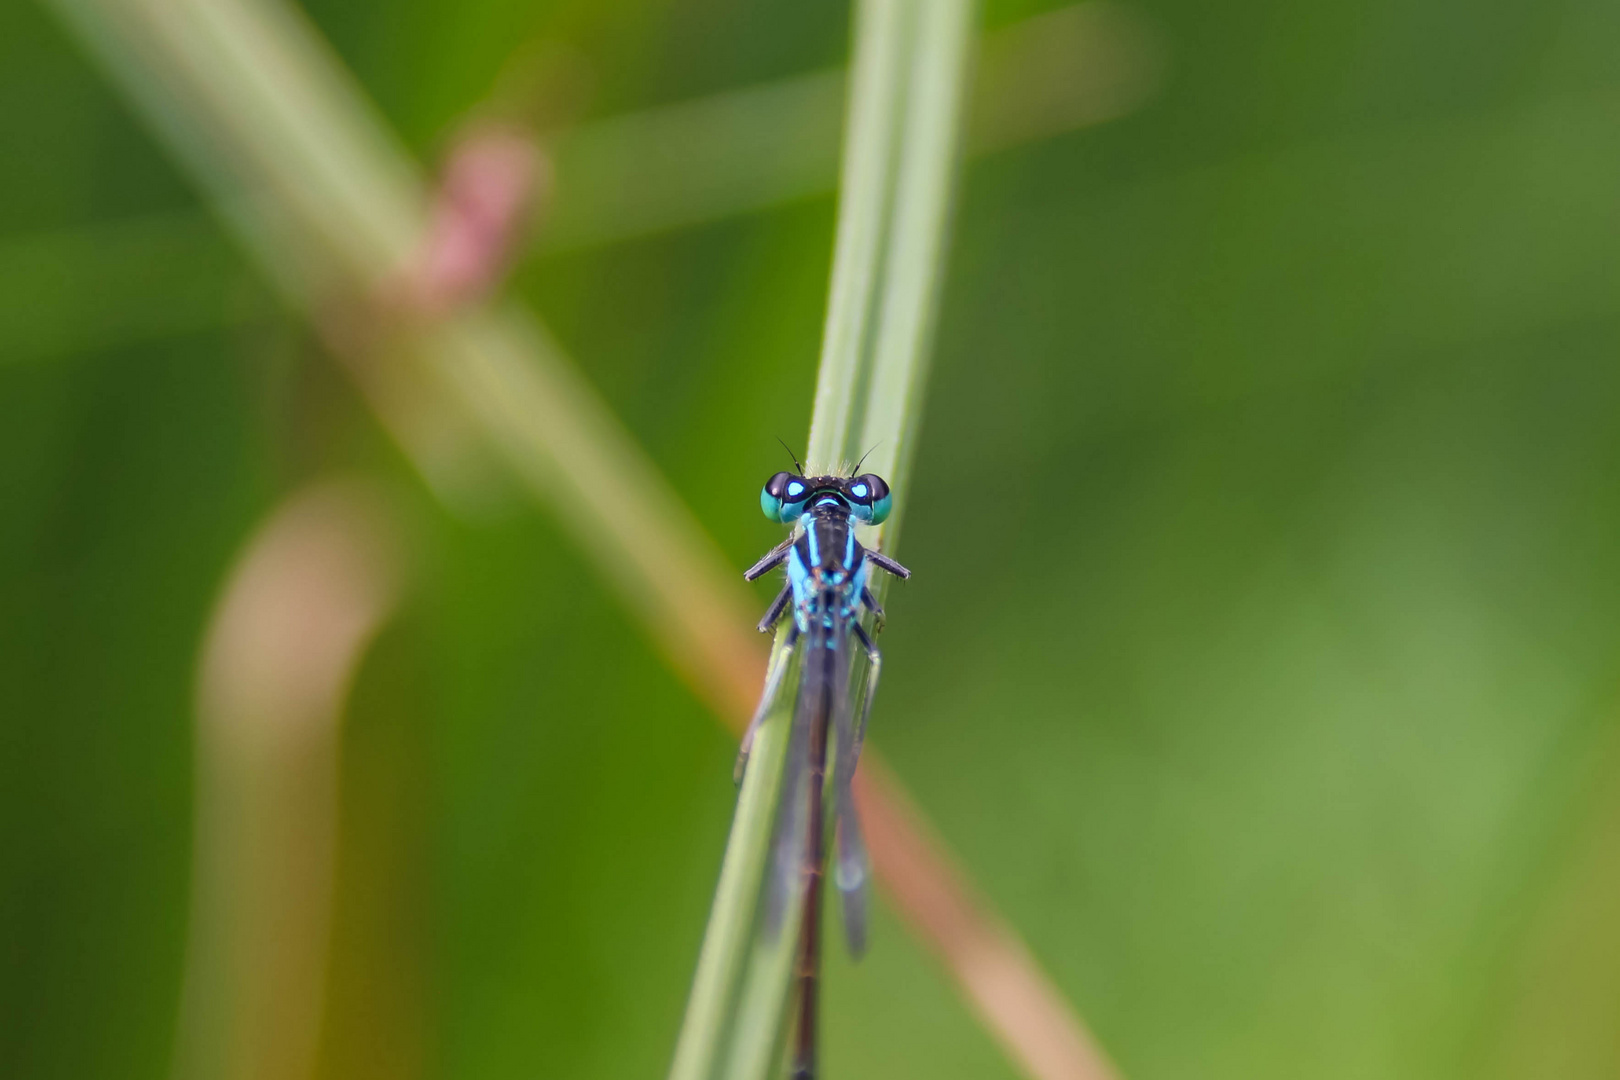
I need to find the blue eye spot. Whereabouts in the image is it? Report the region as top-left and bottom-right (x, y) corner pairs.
(851, 484), (868, 498)
(787, 482), (805, 498)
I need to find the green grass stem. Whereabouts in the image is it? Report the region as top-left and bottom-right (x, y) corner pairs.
(667, 648), (796, 1080)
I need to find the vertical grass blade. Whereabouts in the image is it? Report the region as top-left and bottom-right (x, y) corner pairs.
(854, 0), (974, 554)
(806, 0), (910, 474)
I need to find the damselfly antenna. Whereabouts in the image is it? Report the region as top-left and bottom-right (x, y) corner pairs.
(776, 437), (806, 476)
(848, 442), (880, 478)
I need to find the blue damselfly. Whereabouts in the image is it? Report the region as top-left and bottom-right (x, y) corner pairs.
(737, 454), (911, 1080)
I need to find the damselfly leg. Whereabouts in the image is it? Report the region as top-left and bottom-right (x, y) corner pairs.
(745, 535), (795, 581)
(864, 549), (910, 579)
(859, 586), (884, 630)
(757, 584), (792, 635)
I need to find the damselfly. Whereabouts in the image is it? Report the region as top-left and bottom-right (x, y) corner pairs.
(737, 457), (911, 1080)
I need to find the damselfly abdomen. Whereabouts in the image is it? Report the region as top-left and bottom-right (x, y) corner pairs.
(738, 464), (910, 1080)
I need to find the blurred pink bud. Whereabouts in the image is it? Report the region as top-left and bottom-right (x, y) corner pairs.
(404, 124), (548, 314)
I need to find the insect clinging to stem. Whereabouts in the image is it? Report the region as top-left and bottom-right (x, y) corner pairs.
(737, 446), (911, 1080)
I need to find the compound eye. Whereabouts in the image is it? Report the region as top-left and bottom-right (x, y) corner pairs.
(849, 473), (893, 525)
(761, 472), (810, 523)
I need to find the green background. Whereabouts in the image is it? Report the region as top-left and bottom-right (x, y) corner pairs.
(6, 0), (1620, 1077)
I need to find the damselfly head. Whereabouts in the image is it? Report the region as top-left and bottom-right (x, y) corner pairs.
(759, 471), (892, 526)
